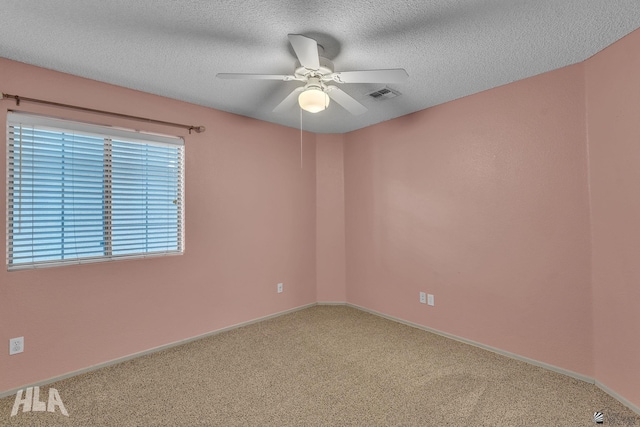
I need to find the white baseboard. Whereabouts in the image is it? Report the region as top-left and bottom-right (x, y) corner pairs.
(596, 380), (640, 416)
(3, 301), (639, 417)
(342, 303), (594, 382)
(337, 302), (640, 415)
(0, 302), (316, 399)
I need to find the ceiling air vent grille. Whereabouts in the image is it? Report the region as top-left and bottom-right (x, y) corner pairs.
(367, 87), (400, 100)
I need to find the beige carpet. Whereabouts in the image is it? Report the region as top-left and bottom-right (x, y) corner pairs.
(0, 305), (637, 426)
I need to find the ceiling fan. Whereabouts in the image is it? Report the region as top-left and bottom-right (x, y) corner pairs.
(217, 34), (409, 115)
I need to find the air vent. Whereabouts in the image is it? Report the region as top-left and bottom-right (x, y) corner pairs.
(367, 87), (400, 100)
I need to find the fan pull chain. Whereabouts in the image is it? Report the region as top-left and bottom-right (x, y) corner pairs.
(300, 107), (303, 169)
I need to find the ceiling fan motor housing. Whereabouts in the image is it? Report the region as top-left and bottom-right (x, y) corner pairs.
(304, 76), (326, 91)
(295, 57), (334, 79)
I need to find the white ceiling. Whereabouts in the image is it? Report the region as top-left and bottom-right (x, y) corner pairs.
(2, 1), (640, 134)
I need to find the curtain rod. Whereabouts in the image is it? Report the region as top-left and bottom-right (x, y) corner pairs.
(2, 92), (205, 134)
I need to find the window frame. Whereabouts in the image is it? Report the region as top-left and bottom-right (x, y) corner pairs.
(6, 112), (185, 270)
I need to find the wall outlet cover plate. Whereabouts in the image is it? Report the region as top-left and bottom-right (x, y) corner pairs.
(9, 337), (24, 355)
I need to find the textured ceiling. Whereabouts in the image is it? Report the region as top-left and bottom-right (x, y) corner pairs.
(1, 1), (640, 134)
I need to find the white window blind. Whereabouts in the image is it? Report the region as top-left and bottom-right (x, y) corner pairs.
(6, 112), (184, 270)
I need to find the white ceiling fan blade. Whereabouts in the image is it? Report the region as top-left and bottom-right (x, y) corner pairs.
(273, 87), (305, 113)
(326, 86), (367, 115)
(330, 69), (409, 84)
(288, 34), (320, 70)
(217, 73), (295, 81)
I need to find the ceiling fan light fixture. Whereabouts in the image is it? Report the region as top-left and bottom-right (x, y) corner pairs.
(219, 34), (407, 116)
(298, 88), (330, 113)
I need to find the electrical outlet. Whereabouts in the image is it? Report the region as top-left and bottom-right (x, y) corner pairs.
(419, 292), (426, 304)
(9, 337), (24, 355)
(427, 294), (435, 306)
(277, 283), (283, 293)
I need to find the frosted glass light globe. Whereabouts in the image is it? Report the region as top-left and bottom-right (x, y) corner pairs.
(298, 89), (330, 113)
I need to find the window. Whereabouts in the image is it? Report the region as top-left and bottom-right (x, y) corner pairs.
(7, 112), (184, 270)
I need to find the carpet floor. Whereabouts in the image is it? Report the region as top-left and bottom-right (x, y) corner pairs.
(0, 305), (637, 426)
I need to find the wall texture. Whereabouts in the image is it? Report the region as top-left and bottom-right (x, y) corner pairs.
(344, 63), (594, 378)
(316, 134), (347, 302)
(586, 29), (640, 408)
(0, 58), (318, 393)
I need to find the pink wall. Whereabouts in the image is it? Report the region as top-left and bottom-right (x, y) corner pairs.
(0, 58), (317, 393)
(344, 63), (594, 377)
(316, 134), (347, 302)
(586, 29), (640, 408)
